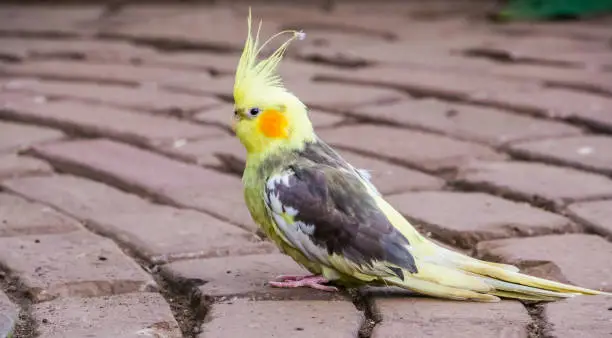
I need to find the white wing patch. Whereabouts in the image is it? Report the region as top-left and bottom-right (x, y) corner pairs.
(298, 222), (315, 235)
(353, 166), (381, 197)
(264, 172), (330, 265)
(357, 168), (372, 180)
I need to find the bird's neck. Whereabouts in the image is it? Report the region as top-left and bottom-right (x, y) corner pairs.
(245, 132), (310, 167)
(245, 111), (315, 165)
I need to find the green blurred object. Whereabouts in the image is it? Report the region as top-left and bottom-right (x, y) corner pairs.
(497, 0), (612, 20)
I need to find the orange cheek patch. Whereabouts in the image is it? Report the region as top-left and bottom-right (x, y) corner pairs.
(258, 109), (289, 138)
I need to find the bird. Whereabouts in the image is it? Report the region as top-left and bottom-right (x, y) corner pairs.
(231, 10), (609, 302)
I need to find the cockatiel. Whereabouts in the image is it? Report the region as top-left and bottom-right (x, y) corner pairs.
(232, 11), (607, 302)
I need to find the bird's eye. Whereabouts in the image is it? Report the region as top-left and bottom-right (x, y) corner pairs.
(248, 108), (260, 117)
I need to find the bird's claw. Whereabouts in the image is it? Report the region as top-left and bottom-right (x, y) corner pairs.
(268, 275), (338, 292)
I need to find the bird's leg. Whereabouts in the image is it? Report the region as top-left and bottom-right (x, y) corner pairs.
(268, 275), (338, 292)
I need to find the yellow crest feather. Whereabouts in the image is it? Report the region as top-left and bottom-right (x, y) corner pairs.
(234, 8), (305, 106)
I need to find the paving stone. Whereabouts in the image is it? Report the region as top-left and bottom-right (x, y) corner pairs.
(472, 88), (612, 132)
(317, 65), (539, 102)
(567, 104), (612, 134)
(1, 60), (213, 86)
(144, 51), (346, 80)
(200, 299), (363, 338)
(509, 136), (612, 176)
(192, 103), (345, 131)
(0, 6), (100, 36)
(309, 110), (347, 128)
(0, 120), (64, 154)
(462, 45), (612, 71)
(386, 191), (579, 249)
(334, 0), (486, 17)
(253, 6), (469, 43)
(567, 200), (612, 240)
(279, 60), (352, 81)
(0, 291), (18, 338)
(351, 99), (582, 146)
(83, 5), (194, 26)
(318, 69), (612, 130)
(228, 3), (326, 22)
(494, 21), (612, 44)
(297, 31), (481, 67)
(487, 64), (612, 96)
(296, 24), (482, 63)
(0, 231), (157, 302)
(3, 78), (221, 114)
(0, 37), (157, 63)
(0, 192), (82, 237)
(283, 80), (405, 112)
(456, 161), (612, 210)
(461, 34), (609, 57)
(4, 174), (273, 264)
(292, 23), (392, 48)
(318, 125), (504, 173)
(477, 234), (612, 292)
(0, 154), (53, 179)
(544, 295), (612, 338)
(236, 5), (409, 39)
(102, 8), (282, 52)
(33, 292), (182, 338)
(372, 298), (530, 338)
(191, 104), (235, 129)
(162, 73), (234, 98)
(162, 253), (349, 301)
(143, 51), (240, 74)
(341, 151), (445, 194)
(0, 97), (225, 148)
(30, 139), (255, 231)
(297, 44), (371, 68)
(312, 45), (497, 72)
(323, 49), (612, 96)
(160, 136), (246, 172)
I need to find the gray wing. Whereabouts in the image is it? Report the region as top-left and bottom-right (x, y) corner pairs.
(263, 164), (417, 278)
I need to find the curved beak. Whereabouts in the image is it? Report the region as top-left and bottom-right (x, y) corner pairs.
(231, 118), (237, 132)
(231, 108), (239, 133)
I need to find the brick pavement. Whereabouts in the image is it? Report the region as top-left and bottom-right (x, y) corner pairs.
(0, 2), (611, 337)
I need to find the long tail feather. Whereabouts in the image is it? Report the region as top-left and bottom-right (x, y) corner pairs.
(378, 236), (608, 301)
(415, 261), (492, 292)
(425, 243), (608, 301)
(384, 275), (501, 302)
(477, 275), (578, 299)
(450, 252), (602, 295)
(487, 290), (560, 302)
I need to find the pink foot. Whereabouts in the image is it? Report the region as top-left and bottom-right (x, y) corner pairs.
(273, 274), (316, 282)
(268, 275), (338, 292)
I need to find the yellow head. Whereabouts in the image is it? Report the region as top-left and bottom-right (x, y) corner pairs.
(232, 10), (314, 156)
